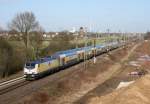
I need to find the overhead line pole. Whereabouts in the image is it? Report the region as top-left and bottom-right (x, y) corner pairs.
(84, 27), (87, 70)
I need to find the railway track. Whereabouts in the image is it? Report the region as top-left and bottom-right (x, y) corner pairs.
(0, 76), (29, 95)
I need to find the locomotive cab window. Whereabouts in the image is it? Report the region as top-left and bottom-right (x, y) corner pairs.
(25, 63), (36, 69)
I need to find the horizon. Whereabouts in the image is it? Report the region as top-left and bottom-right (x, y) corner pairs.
(0, 0), (150, 32)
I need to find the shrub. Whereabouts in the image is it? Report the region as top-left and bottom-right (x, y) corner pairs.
(0, 38), (27, 78)
(0, 38), (13, 77)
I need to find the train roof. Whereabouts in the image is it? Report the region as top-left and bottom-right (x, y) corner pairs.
(52, 46), (94, 58)
(81, 46), (94, 51)
(53, 48), (81, 57)
(96, 44), (105, 48)
(26, 57), (54, 64)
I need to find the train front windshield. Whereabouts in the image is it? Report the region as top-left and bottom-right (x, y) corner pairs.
(25, 63), (36, 69)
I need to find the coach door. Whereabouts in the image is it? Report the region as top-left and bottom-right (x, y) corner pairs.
(59, 54), (66, 66)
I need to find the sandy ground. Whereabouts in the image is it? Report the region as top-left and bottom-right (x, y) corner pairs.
(86, 75), (150, 104)
(18, 41), (140, 104)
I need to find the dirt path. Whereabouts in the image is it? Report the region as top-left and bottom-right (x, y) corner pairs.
(122, 44), (140, 61)
(52, 43), (140, 104)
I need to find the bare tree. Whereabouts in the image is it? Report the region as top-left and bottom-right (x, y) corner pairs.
(9, 12), (39, 48)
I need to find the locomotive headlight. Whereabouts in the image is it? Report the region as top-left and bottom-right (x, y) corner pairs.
(31, 74), (35, 77)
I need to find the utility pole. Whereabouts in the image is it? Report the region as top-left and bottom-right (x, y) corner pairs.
(107, 29), (110, 37)
(84, 27), (88, 70)
(93, 36), (97, 64)
(107, 29), (110, 50)
(76, 32), (78, 48)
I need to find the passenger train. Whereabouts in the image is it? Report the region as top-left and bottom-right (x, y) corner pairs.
(24, 41), (123, 80)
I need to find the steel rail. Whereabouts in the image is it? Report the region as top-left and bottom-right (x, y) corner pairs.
(0, 76), (25, 87)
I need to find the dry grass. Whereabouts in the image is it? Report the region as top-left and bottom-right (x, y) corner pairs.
(22, 91), (49, 104)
